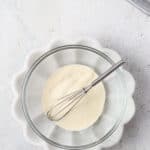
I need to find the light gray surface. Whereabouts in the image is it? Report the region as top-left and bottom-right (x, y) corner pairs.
(0, 0), (150, 149)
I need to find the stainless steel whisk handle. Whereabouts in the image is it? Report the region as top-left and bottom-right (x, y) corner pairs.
(83, 60), (125, 93)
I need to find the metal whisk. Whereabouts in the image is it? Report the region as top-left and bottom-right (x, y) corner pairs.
(47, 60), (125, 121)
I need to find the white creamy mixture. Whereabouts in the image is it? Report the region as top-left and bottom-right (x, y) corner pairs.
(42, 64), (105, 131)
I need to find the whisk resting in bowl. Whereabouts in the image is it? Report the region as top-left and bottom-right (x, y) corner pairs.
(47, 60), (125, 121)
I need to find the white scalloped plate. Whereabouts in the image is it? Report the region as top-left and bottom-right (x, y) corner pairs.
(12, 38), (135, 150)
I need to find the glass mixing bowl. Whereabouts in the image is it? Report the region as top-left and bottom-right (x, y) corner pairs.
(21, 45), (127, 149)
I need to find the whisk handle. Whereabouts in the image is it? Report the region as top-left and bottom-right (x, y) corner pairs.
(91, 60), (125, 87)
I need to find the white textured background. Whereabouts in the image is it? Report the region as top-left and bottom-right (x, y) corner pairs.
(0, 0), (150, 149)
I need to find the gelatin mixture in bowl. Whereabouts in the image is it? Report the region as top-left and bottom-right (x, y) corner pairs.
(22, 45), (126, 149)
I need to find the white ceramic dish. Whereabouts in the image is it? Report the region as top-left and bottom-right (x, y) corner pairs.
(12, 38), (135, 150)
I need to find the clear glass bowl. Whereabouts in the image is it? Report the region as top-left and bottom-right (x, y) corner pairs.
(21, 45), (127, 149)
(127, 0), (150, 16)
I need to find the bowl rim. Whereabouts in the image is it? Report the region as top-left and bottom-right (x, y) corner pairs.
(21, 44), (127, 149)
